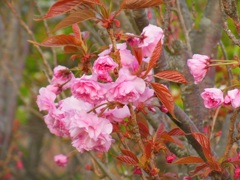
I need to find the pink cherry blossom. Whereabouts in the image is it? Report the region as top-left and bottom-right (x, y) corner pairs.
(93, 55), (118, 82)
(51, 65), (74, 89)
(36, 87), (56, 112)
(107, 68), (146, 104)
(98, 43), (139, 72)
(54, 154), (68, 167)
(69, 112), (113, 153)
(187, 54), (210, 84)
(44, 97), (93, 137)
(201, 88), (224, 108)
(71, 75), (107, 105)
(97, 104), (131, 123)
(138, 24), (164, 57)
(225, 89), (240, 108)
(133, 87), (154, 107)
(235, 167), (240, 179)
(44, 109), (70, 137)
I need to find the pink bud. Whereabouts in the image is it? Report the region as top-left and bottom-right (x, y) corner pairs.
(166, 154), (176, 163)
(16, 160), (24, 169)
(54, 154), (68, 167)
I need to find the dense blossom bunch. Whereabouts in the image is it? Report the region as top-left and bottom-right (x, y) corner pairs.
(36, 24), (164, 154)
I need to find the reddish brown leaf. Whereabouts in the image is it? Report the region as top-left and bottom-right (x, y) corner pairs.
(159, 132), (176, 144)
(168, 128), (187, 136)
(29, 35), (80, 47)
(192, 133), (211, 153)
(35, 0), (82, 20)
(120, 149), (139, 163)
(142, 39), (162, 78)
(150, 82), (175, 117)
(190, 163), (208, 175)
(132, 47), (143, 65)
(138, 122), (150, 139)
(64, 46), (79, 53)
(174, 156), (205, 164)
(144, 143), (152, 159)
(53, 9), (96, 32)
(116, 155), (139, 165)
(153, 123), (164, 142)
(72, 24), (81, 40)
(154, 70), (188, 84)
(121, 0), (164, 9)
(35, 0), (101, 20)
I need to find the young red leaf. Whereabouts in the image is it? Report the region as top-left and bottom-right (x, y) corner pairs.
(29, 35), (80, 47)
(53, 9), (95, 32)
(116, 155), (139, 165)
(144, 143), (152, 160)
(72, 24), (81, 40)
(35, 0), (101, 21)
(168, 128), (187, 136)
(150, 82), (175, 118)
(154, 70), (188, 84)
(63, 46), (79, 54)
(35, 0), (83, 20)
(138, 122), (150, 139)
(192, 133), (211, 154)
(132, 47), (143, 65)
(174, 156), (205, 164)
(159, 132), (176, 144)
(190, 163), (208, 175)
(153, 123), (164, 142)
(121, 0), (164, 9)
(120, 149), (139, 163)
(142, 39), (162, 78)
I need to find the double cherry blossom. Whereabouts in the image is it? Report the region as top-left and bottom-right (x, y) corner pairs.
(36, 24), (164, 154)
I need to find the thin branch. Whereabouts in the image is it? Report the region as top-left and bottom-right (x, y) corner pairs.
(34, 0), (58, 66)
(4, 0), (52, 76)
(219, 41), (233, 86)
(175, 0), (192, 53)
(223, 108), (240, 160)
(88, 151), (116, 180)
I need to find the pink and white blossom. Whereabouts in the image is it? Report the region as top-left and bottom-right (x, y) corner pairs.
(99, 43), (139, 72)
(107, 68), (146, 104)
(93, 56), (118, 82)
(44, 97), (93, 138)
(54, 154), (68, 167)
(36, 87), (56, 112)
(224, 89), (240, 108)
(138, 24), (164, 57)
(69, 112), (113, 153)
(71, 75), (107, 105)
(187, 54), (210, 84)
(51, 65), (74, 89)
(201, 88), (224, 108)
(98, 104), (131, 123)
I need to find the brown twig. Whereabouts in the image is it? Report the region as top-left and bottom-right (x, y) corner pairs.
(88, 151), (117, 180)
(34, 0), (58, 66)
(175, 0), (192, 53)
(223, 108), (240, 160)
(219, 41), (233, 86)
(4, 0), (52, 76)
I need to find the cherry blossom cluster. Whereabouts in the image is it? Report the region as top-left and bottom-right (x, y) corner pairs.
(187, 54), (240, 109)
(36, 24), (164, 154)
